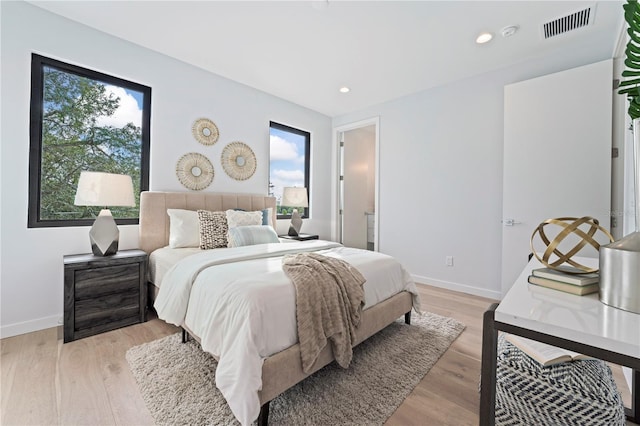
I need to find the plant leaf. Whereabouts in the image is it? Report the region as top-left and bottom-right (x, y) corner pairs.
(625, 58), (640, 70)
(626, 47), (640, 61)
(618, 86), (640, 95)
(619, 77), (640, 87)
(626, 41), (640, 55)
(627, 27), (640, 44)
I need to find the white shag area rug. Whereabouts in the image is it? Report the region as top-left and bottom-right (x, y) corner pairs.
(126, 311), (465, 425)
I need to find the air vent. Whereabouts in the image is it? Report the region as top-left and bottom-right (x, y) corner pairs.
(543, 7), (593, 39)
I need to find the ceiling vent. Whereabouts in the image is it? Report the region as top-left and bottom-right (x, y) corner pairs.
(543, 6), (594, 39)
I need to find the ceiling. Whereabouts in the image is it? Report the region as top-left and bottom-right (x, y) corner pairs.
(28, 1), (624, 117)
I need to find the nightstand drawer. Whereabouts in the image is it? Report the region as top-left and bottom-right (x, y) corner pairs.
(75, 264), (140, 299)
(75, 290), (140, 330)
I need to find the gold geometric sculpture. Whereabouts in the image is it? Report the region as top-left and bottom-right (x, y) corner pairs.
(176, 152), (214, 190)
(192, 118), (219, 146)
(221, 141), (256, 181)
(530, 216), (614, 273)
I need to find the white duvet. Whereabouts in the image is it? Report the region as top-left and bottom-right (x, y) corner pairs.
(154, 240), (420, 425)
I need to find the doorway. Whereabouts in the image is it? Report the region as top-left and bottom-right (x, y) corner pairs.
(335, 118), (379, 251)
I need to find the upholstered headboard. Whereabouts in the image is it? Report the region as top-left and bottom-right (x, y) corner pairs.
(139, 191), (277, 254)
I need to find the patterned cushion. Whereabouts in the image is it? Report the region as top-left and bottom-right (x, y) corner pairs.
(232, 208), (273, 226)
(495, 335), (625, 426)
(227, 225), (280, 248)
(197, 210), (228, 249)
(226, 209), (263, 228)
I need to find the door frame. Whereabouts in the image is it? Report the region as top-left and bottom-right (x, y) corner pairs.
(331, 117), (380, 249)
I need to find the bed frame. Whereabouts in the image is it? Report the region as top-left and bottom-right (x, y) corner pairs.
(138, 191), (413, 425)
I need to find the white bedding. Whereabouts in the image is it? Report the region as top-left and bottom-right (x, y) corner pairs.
(154, 240), (420, 425)
(148, 246), (201, 286)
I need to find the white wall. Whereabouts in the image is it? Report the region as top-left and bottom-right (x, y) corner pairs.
(0, 1), (332, 337)
(333, 51), (617, 300)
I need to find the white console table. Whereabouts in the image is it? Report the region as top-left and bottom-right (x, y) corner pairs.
(480, 256), (640, 424)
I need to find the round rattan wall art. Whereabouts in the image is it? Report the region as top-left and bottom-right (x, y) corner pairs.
(192, 118), (219, 146)
(176, 152), (214, 190)
(530, 216), (614, 273)
(221, 141), (256, 181)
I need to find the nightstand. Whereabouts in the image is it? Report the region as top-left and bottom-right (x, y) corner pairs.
(279, 234), (319, 241)
(63, 249), (147, 343)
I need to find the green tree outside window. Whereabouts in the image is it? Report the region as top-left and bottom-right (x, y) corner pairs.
(29, 55), (151, 227)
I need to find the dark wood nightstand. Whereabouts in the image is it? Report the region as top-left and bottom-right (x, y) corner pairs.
(63, 249), (147, 343)
(279, 234), (319, 241)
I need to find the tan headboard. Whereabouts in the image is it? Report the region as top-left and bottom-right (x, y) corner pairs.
(139, 191), (277, 254)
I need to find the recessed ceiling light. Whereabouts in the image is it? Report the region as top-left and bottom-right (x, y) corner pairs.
(476, 32), (493, 44)
(339, 87), (350, 93)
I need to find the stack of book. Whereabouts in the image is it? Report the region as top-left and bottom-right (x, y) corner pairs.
(527, 267), (599, 295)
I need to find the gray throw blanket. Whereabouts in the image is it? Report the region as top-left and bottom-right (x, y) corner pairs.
(282, 252), (366, 374)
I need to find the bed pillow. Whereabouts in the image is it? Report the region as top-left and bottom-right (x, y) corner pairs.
(232, 208), (273, 226)
(167, 209), (200, 248)
(197, 210), (228, 249)
(226, 209), (263, 228)
(227, 225), (280, 248)
(261, 208), (274, 226)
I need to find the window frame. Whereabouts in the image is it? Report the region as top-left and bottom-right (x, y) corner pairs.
(28, 54), (151, 228)
(269, 121), (310, 220)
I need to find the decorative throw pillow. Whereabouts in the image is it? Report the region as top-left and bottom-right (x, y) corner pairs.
(167, 209), (200, 248)
(232, 208), (273, 226)
(197, 210), (228, 249)
(261, 208), (274, 226)
(227, 225), (280, 248)
(226, 209), (263, 228)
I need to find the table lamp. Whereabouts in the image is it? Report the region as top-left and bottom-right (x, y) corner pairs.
(281, 187), (308, 237)
(74, 171), (135, 256)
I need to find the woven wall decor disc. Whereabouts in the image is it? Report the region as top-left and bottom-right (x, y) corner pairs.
(176, 152), (214, 190)
(530, 216), (614, 273)
(221, 141), (256, 181)
(192, 118), (219, 146)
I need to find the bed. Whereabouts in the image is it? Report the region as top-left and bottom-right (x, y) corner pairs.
(139, 191), (420, 425)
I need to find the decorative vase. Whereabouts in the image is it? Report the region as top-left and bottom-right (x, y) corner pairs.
(288, 209), (303, 237)
(599, 118), (640, 314)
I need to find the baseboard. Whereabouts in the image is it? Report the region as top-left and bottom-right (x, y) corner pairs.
(0, 314), (61, 339)
(412, 274), (502, 300)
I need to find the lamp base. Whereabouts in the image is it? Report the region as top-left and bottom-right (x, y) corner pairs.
(599, 231), (640, 314)
(89, 209), (119, 256)
(288, 209), (303, 237)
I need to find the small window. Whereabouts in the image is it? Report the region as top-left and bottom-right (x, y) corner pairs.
(269, 122), (310, 219)
(28, 54), (151, 228)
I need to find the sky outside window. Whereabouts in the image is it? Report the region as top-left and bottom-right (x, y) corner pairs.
(269, 126), (307, 206)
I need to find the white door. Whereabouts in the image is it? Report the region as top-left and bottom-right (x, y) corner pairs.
(501, 60), (613, 295)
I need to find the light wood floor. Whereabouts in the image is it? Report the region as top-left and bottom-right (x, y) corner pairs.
(1, 284), (634, 425)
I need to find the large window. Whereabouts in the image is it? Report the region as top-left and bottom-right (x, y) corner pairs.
(269, 122), (310, 218)
(28, 54), (151, 228)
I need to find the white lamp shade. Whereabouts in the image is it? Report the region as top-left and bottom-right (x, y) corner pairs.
(74, 171), (136, 207)
(281, 187), (308, 208)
